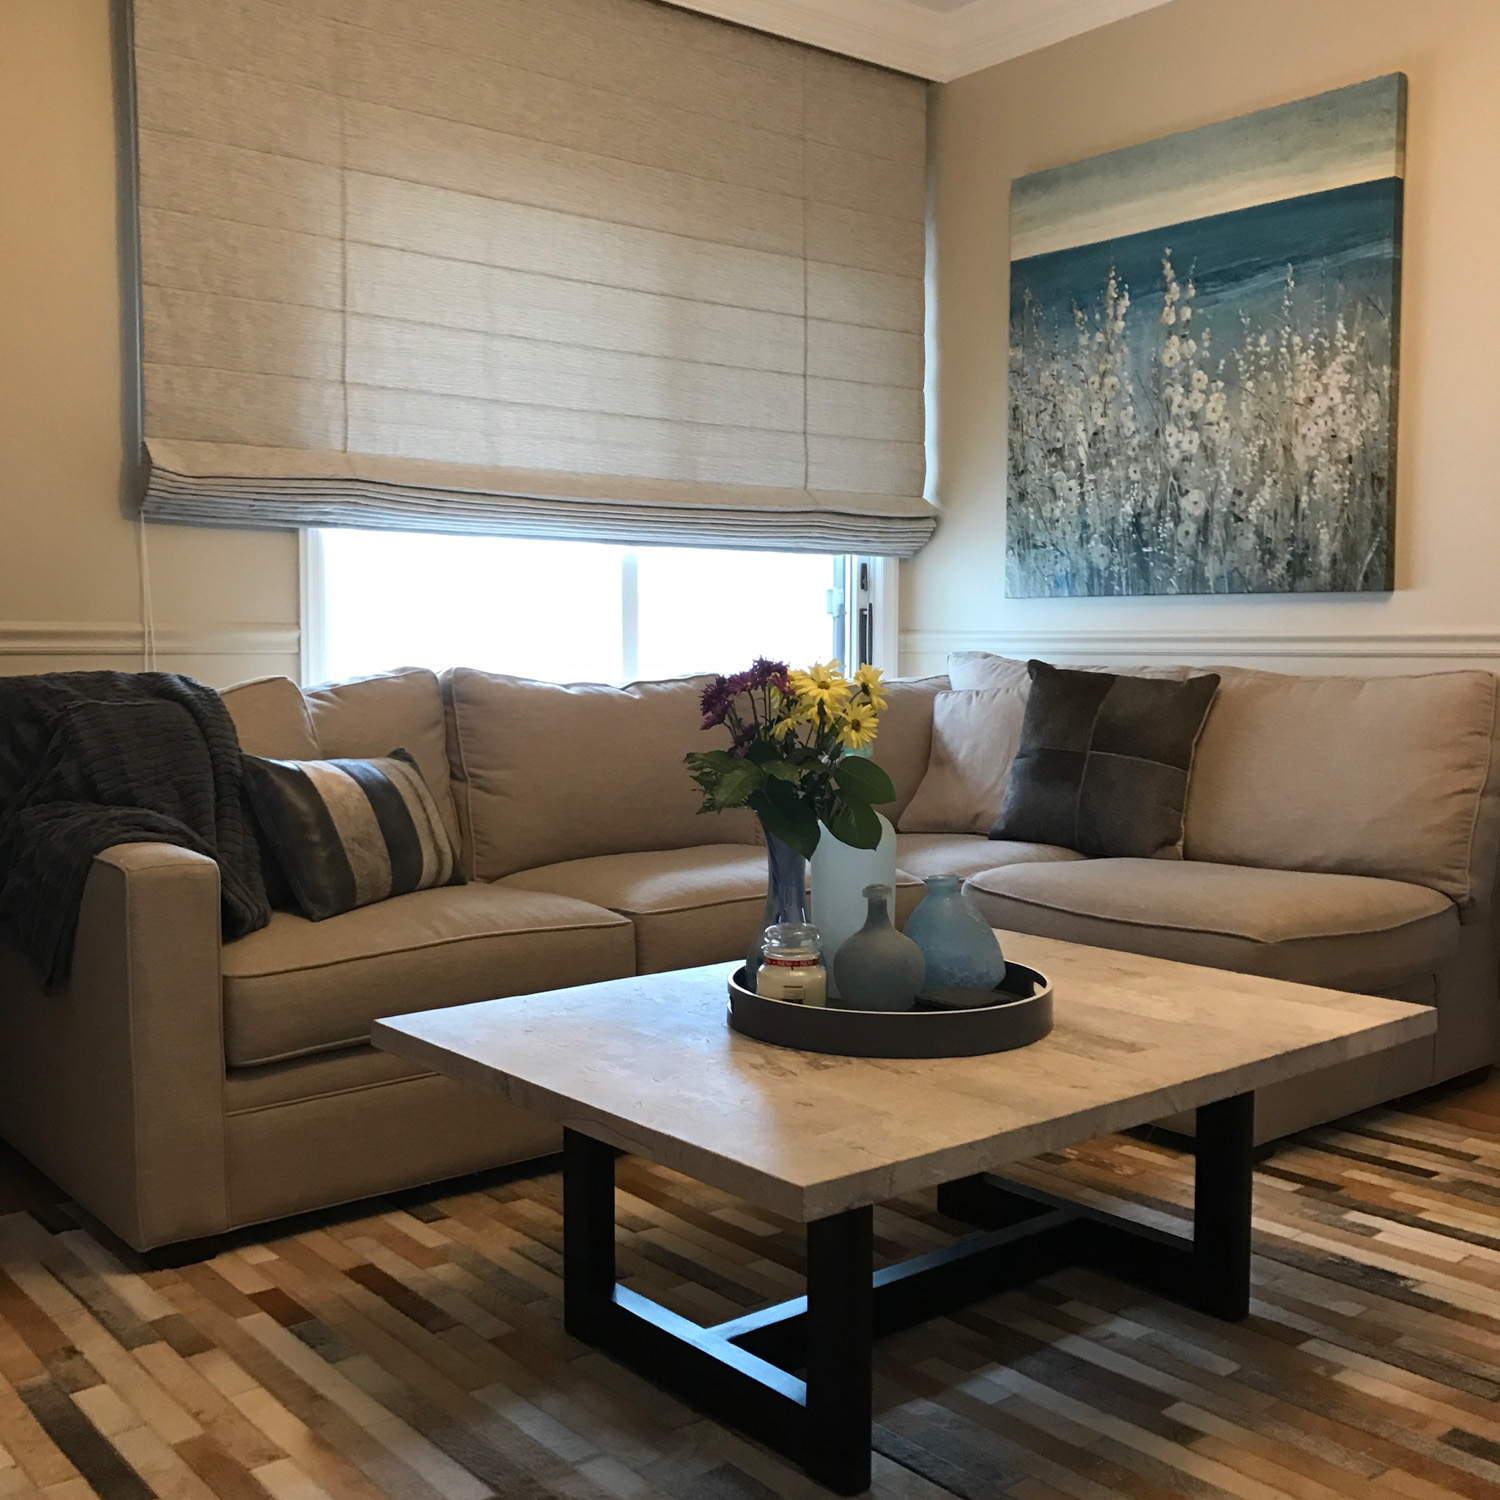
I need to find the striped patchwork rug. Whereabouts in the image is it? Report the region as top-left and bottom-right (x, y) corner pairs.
(0, 1076), (1496, 1499)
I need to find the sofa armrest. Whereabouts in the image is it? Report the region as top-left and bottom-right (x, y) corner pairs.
(0, 843), (229, 1250)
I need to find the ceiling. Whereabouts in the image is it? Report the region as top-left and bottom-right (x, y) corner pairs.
(670, 0), (1173, 81)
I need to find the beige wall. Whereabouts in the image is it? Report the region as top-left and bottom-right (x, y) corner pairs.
(0, 0), (298, 686)
(905, 0), (1500, 677)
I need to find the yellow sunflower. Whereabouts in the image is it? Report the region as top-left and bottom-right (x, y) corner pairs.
(789, 660), (851, 718)
(836, 701), (879, 751)
(852, 663), (888, 713)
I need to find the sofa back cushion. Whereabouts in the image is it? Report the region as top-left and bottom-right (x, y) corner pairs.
(1184, 666), (1498, 903)
(872, 675), (948, 823)
(302, 668), (461, 850)
(220, 676), (318, 759)
(446, 671), (757, 880)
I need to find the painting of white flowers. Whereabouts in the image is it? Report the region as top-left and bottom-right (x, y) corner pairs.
(1007, 74), (1406, 596)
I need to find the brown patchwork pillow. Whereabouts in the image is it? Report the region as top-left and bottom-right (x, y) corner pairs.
(991, 661), (1220, 858)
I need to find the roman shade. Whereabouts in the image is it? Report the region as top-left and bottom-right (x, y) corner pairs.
(129, 0), (937, 556)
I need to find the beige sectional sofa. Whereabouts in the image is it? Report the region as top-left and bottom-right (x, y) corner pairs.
(0, 656), (1495, 1252)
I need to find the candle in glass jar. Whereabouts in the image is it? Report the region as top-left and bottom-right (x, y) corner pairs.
(755, 923), (827, 1006)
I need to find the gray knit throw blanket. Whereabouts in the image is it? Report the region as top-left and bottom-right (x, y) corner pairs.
(0, 671), (269, 988)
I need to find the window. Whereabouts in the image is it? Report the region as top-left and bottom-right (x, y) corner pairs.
(305, 530), (871, 687)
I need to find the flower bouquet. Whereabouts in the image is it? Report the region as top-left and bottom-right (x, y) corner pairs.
(685, 658), (895, 859)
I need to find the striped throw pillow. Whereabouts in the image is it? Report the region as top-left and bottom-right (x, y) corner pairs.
(243, 750), (462, 921)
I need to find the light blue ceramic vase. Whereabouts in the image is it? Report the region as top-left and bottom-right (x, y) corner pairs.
(832, 884), (925, 1012)
(904, 875), (1006, 990)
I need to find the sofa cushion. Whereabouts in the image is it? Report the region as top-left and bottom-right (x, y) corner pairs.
(303, 668), (460, 851)
(896, 833), (1085, 882)
(899, 689), (1026, 834)
(220, 884), (633, 1067)
(501, 845), (923, 974)
(445, 671), (757, 881)
(1185, 666), (1498, 903)
(964, 859), (1459, 992)
(870, 675), (948, 823)
(220, 676), (318, 759)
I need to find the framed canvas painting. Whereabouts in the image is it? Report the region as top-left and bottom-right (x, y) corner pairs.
(1006, 75), (1406, 597)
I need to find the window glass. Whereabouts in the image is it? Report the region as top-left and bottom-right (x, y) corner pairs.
(634, 548), (839, 680)
(313, 530), (841, 685)
(316, 531), (624, 685)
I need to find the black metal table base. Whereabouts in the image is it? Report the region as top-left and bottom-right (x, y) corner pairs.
(563, 1091), (1254, 1495)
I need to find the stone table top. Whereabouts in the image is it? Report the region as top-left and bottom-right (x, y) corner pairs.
(373, 931), (1435, 1222)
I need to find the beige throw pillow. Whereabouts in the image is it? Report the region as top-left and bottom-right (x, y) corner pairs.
(897, 689), (1028, 835)
(947, 651), (1193, 690)
(947, 652), (1030, 693)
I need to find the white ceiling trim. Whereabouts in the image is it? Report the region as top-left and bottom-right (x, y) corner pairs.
(669, 0), (1174, 81)
(941, 0), (1173, 79)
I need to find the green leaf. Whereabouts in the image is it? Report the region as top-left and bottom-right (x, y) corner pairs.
(834, 756), (896, 805)
(685, 749), (738, 774)
(712, 763), (760, 808)
(752, 780), (821, 858)
(825, 797), (882, 850)
(760, 760), (804, 782)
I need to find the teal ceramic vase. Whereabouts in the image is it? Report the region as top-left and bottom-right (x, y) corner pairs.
(904, 876), (1006, 990)
(833, 884), (925, 1012)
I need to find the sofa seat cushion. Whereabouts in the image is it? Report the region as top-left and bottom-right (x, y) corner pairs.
(963, 859), (1459, 992)
(221, 885), (634, 1067)
(501, 845), (923, 974)
(896, 833), (1085, 883)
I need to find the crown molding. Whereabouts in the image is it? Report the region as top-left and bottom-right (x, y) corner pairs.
(941, 0), (1172, 80)
(667, 0), (1173, 80)
(669, 0), (948, 76)
(0, 621), (300, 657)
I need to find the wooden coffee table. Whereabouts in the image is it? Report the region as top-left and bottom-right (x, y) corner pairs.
(374, 931), (1433, 1495)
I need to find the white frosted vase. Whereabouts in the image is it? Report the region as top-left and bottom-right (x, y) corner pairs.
(810, 812), (897, 1000)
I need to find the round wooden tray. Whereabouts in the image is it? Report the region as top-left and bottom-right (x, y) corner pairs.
(726, 962), (1053, 1059)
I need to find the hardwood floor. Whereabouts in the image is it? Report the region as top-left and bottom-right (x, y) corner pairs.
(0, 1072), (1495, 1498)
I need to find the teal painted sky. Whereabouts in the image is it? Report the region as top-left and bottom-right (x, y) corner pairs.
(1012, 74), (1407, 260)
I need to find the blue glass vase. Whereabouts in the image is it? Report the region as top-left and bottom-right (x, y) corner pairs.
(747, 826), (810, 981)
(904, 876), (1006, 990)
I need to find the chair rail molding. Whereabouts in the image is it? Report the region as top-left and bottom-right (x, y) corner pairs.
(0, 621), (299, 657)
(901, 627), (1500, 663)
(668, 0), (1172, 81)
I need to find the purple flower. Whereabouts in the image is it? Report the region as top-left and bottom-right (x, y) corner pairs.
(699, 675), (732, 729)
(700, 659), (792, 733)
(750, 657), (791, 693)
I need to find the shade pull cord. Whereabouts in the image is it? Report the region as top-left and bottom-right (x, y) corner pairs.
(137, 515), (158, 671)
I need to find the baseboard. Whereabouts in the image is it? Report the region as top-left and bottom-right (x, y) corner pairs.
(0, 620), (299, 657)
(901, 627), (1500, 664)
